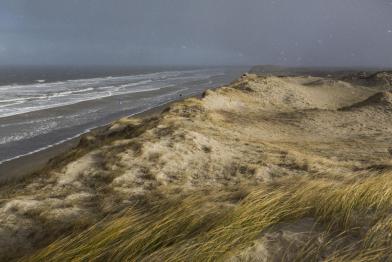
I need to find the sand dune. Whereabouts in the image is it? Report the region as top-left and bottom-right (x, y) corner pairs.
(1, 71), (392, 261)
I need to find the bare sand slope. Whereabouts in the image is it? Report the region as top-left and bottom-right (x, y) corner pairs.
(1, 73), (392, 260)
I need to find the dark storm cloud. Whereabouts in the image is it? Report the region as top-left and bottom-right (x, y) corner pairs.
(1, 0), (392, 66)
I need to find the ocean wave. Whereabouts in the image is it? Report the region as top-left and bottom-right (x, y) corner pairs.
(0, 97), (27, 103)
(0, 87), (95, 105)
(0, 84), (176, 118)
(0, 69), (225, 118)
(0, 121), (58, 145)
(0, 69), (209, 91)
(48, 87), (95, 98)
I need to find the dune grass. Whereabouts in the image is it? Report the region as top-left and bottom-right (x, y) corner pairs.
(22, 170), (392, 262)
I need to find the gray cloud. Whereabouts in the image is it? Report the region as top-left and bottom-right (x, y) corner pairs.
(1, 0), (392, 66)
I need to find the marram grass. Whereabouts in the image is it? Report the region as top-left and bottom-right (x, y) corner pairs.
(23, 171), (392, 261)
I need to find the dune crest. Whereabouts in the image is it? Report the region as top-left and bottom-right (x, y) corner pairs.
(341, 91), (392, 110)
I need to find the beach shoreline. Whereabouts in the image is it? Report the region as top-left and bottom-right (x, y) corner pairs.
(0, 91), (205, 183)
(0, 67), (248, 183)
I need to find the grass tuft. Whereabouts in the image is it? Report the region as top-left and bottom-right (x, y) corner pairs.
(22, 171), (392, 261)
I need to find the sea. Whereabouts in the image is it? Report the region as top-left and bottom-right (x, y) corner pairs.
(0, 66), (247, 165)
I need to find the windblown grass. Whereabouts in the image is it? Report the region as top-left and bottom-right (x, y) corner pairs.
(24, 171), (392, 261)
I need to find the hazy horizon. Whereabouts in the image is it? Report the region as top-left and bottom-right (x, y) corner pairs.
(1, 0), (392, 67)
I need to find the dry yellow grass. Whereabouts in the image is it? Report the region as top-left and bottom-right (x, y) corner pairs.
(24, 171), (392, 261)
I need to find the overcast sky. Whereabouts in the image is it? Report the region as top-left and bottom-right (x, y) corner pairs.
(1, 0), (392, 66)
